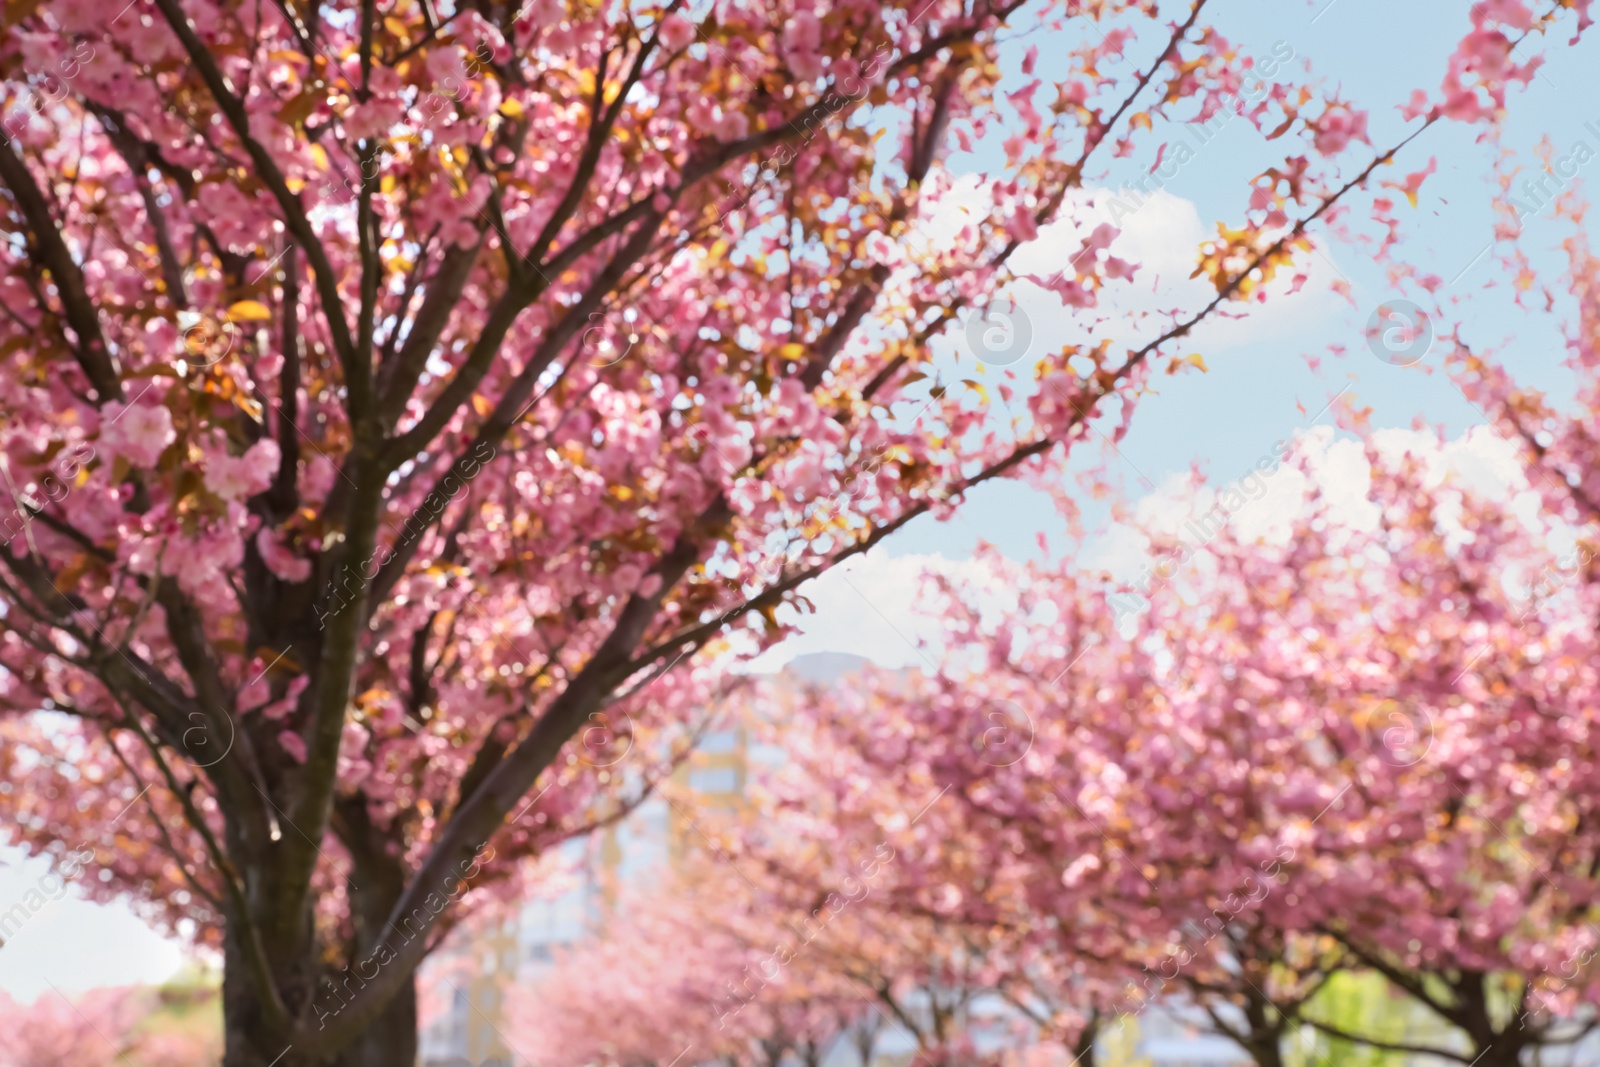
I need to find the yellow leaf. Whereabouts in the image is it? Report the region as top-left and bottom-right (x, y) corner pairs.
(53, 553), (93, 593)
(383, 15), (408, 37)
(226, 300), (273, 322)
(471, 393), (494, 417)
(310, 144), (329, 171)
(499, 98), (526, 119)
(278, 90), (320, 128)
(778, 342), (806, 361)
(609, 485), (634, 502)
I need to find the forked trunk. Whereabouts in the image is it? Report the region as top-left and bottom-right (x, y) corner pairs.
(331, 976), (418, 1067)
(218, 864), (421, 1067)
(219, 937), (419, 1066)
(219, 917), (316, 1067)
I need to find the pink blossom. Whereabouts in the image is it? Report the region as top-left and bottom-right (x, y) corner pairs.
(278, 730), (308, 764)
(425, 46), (467, 88)
(658, 14), (696, 52)
(784, 11), (821, 53)
(1460, 28), (1512, 77)
(261, 675), (310, 721)
(1009, 205), (1039, 242)
(0, 987), (148, 1067)
(1083, 222), (1119, 253)
(344, 97), (404, 140)
(713, 109), (750, 143)
(299, 454), (337, 503)
(526, 0), (564, 32)
(1311, 106), (1369, 156)
(1006, 80), (1043, 137)
(1477, 0), (1536, 29)
(1400, 88), (1435, 120)
(863, 231), (901, 267)
(205, 439), (279, 501)
(99, 402), (174, 468)
(790, 50), (826, 82)
(256, 526), (312, 583)
(1439, 88), (1489, 122)
(197, 182), (269, 251)
(238, 664), (272, 712)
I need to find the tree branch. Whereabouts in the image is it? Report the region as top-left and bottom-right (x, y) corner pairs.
(0, 140), (122, 401)
(151, 0), (357, 376)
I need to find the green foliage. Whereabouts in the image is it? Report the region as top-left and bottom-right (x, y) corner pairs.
(1293, 972), (1432, 1067)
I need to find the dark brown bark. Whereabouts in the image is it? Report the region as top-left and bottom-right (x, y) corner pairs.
(330, 980), (418, 1067)
(1239, 989), (1286, 1067)
(1070, 1015), (1098, 1067)
(219, 908), (318, 1067)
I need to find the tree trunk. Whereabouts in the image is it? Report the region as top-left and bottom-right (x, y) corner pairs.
(328, 796), (423, 1067)
(1244, 1035), (1284, 1067)
(1071, 1018), (1097, 1067)
(332, 974), (417, 1067)
(1468, 1039), (1525, 1067)
(219, 924), (420, 1067)
(219, 918), (318, 1067)
(219, 801), (425, 1067)
(1239, 992), (1285, 1067)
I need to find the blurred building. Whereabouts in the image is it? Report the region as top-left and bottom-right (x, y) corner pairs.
(416, 672), (774, 1067)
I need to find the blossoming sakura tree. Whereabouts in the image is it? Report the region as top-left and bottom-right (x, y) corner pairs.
(0, 987), (149, 1067)
(0, 0), (1583, 1060)
(504, 870), (884, 1067)
(781, 423), (1600, 1067)
(504, 758), (1072, 1067)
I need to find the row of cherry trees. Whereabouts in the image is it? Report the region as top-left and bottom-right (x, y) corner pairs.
(507, 425), (1600, 1067)
(0, 984), (220, 1067)
(505, 180), (1600, 1067)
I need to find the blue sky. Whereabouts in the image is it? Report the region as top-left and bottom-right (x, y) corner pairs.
(5, 0), (1597, 1001)
(762, 0), (1596, 663)
(879, 0), (1590, 562)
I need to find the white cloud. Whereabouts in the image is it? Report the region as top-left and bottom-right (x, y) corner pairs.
(746, 551), (1015, 673)
(1079, 424), (1545, 617)
(907, 177), (1347, 385)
